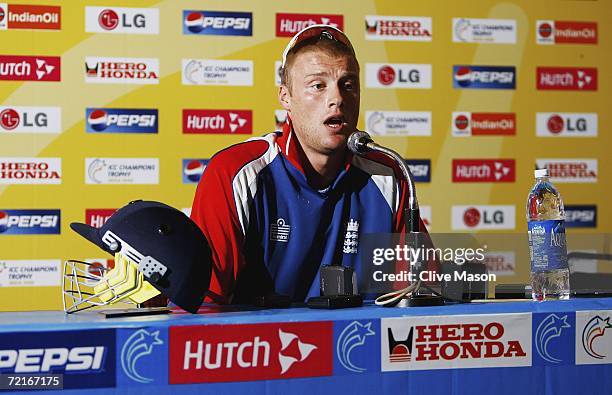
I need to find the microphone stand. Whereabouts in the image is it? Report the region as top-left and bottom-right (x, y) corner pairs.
(349, 131), (443, 307)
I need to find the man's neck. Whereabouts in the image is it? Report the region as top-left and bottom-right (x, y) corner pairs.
(300, 147), (347, 190)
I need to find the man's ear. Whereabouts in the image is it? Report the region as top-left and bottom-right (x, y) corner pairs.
(278, 85), (291, 111)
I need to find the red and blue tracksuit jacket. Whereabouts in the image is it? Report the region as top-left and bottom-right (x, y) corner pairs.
(191, 123), (428, 304)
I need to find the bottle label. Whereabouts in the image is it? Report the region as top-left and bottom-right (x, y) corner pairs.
(528, 220), (568, 272)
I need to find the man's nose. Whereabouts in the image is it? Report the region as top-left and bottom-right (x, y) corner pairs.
(326, 84), (343, 108)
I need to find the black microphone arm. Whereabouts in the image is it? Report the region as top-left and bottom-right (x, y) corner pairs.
(347, 131), (420, 233)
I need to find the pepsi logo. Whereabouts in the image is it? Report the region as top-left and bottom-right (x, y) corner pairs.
(185, 12), (204, 33)
(0, 109), (20, 130)
(378, 65), (395, 85)
(99, 9), (119, 30)
(0, 8), (5, 23)
(455, 114), (469, 130)
(454, 67), (471, 87)
(538, 23), (553, 38)
(0, 211), (8, 233)
(463, 207), (481, 228)
(87, 109), (108, 132)
(184, 160), (207, 183)
(547, 115), (564, 134)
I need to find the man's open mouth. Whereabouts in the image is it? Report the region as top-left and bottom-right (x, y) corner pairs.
(324, 115), (347, 129)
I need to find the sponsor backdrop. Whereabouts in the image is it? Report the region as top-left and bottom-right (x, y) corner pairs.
(0, 0), (609, 310)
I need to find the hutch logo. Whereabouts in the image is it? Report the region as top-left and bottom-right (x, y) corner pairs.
(536, 21), (597, 45)
(452, 205), (516, 230)
(452, 159), (515, 182)
(452, 112), (515, 136)
(537, 67), (597, 91)
(382, 314), (530, 371)
(85, 209), (116, 228)
(365, 16), (431, 41)
(275, 13), (343, 37)
(0, 3), (60, 30)
(183, 109), (251, 134)
(169, 322), (332, 383)
(0, 55), (60, 81)
(0, 158), (61, 184)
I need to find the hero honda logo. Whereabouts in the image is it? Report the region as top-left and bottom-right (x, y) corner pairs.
(536, 20), (597, 45)
(0, 55), (60, 81)
(536, 159), (597, 183)
(452, 112), (515, 136)
(0, 209), (60, 235)
(121, 329), (163, 383)
(183, 10), (252, 36)
(452, 205), (516, 230)
(453, 65), (515, 89)
(86, 108), (158, 134)
(85, 57), (159, 84)
(366, 63), (432, 89)
(183, 109), (251, 134)
(85, 6), (159, 34)
(0, 157), (61, 184)
(170, 321), (332, 383)
(537, 67), (597, 91)
(0, 106), (61, 133)
(182, 159), (209, 184)
(453, 159), (515, 182)
(0, 3), (61, 30)
(381, 314), (530, 371)
(276, 13), (343, 37)
(536, 113), (597, 137)
(365, 15), (432, 41)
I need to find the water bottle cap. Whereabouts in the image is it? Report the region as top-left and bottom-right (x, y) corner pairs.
(534, 168), (549, 178)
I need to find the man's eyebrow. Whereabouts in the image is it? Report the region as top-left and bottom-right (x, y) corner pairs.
(303, 72), (329, 78)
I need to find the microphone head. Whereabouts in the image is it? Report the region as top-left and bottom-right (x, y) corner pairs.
(347, 131), (373, 154)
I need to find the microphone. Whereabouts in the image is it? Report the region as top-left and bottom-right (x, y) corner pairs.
(347, 131), (420, 232)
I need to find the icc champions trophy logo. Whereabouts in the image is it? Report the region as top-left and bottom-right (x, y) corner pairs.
(582, 315), (612, 359)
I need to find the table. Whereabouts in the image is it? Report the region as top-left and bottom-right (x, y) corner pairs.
(0, 298), (610, 394)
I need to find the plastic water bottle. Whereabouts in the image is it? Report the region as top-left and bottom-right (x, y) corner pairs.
(527, 168), (570, 301)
